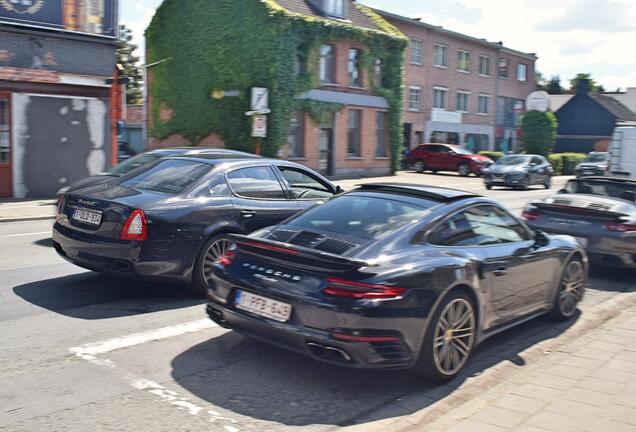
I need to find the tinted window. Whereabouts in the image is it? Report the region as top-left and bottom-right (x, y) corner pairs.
(107, 152), (167, 176)
(496, 155), (531, 166)
(430, 206), (528, 246)
(531, 156), (543, 165)
(227, 166), (286, 199)
(278, 167), (333, 199)
(565, 180), (636, 202)
(585, 153), (608, 163)
(287, 195), (431, 241)
(119, 159), (211, 194)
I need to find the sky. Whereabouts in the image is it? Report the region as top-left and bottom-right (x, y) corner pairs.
(121, 0), (636, 91)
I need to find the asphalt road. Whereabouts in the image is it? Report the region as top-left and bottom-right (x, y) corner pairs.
(1, 173), (635, 432)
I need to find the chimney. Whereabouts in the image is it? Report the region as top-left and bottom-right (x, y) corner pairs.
(577, 79), (591, 95)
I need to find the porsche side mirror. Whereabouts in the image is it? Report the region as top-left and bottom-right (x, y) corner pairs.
(334, 185), (344, 194)
(534, 230), (550, 248)
(557, 188), (568, 194)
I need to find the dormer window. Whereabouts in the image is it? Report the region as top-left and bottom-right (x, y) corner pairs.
(325, 0), (345, 18)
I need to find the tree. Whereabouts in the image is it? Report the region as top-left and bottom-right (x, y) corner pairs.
(117, 24), (143, 104)
(535, 71), (546, 91)
(568, 73), (605, 93)
(521, 111), (558, 156)
(545, 75), (564, 95)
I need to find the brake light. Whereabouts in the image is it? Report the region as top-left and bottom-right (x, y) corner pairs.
(56, 196), (65, 216)
(121, 209), (148, 241)
(239, 241), (299, 255)
(605, 223), (636, 232)
(522, 209), (540, 221)
(218, 251), (236, 267)
(323, 278), (407, 299)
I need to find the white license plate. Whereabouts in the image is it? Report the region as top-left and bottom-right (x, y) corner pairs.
(235, 290), (292, 323)
(492, 178), (505, 183)
(73, 208), (102, 225)
(576, 237), (589, 247)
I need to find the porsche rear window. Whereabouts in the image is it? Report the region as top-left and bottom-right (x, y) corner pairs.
(118, 159), (211, 194)
(286, 194), (431, 240)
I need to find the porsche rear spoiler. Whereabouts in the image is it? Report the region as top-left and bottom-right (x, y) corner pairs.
(228, 234), (375, 272)
(533, 202), (627, 219)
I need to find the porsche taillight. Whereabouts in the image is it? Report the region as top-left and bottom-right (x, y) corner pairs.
(323, 278), (407, 299)
(121, 210), (148, 241)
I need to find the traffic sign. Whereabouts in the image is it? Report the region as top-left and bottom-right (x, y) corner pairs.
(251, 87), (269, 111)
(252, 115), (267, 138)
(245, 109), (271, 116)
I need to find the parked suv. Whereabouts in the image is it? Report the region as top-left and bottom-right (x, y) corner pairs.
(405, 144), (493, 176)
(575, 152), (608, 178)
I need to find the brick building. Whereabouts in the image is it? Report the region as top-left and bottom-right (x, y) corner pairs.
(377, 10), (537, 154)
(0, 0), (119, 198)
(146, 0), (405, 177)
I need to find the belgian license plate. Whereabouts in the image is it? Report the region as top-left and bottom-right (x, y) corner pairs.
(492, 178), (505, 183)
(235, 290), (292, 323)
(576, 237), (589, 247)
(72, 208), (102, 225)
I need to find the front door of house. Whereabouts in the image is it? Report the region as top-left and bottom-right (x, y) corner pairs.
(0, 93), (11, 198)
(319, 123), (334, 177)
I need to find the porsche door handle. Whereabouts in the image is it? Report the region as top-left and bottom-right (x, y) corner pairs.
(493, 268), (508, 277)
(241, 210), (256, 218)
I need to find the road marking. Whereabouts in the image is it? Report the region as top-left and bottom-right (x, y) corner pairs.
(69, 319), (242, 429)
(2, 231), (51, 238)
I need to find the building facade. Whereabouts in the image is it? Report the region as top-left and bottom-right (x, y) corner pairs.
(378, 10), (536, 155)
(0, 0), (118, 198)
(146, 0), (405, 177)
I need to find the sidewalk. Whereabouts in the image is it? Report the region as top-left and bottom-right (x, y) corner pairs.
(398, 300), (636, 432)
(0, 199), (56, 223)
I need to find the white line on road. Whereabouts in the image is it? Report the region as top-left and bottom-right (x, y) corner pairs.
(2, 231), (51, 238)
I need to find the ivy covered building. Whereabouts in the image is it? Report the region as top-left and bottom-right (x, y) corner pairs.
(146, 0), (406, 177)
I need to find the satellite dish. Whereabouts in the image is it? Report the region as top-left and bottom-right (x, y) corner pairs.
(526, 91), (551, 112)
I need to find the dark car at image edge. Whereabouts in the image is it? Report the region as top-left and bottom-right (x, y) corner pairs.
(207, 183), (587, 382)
(52, 156), (341, 294)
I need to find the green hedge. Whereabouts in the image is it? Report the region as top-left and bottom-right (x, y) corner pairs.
(548, 153), (587, 175)
(478, 151), (504, 162)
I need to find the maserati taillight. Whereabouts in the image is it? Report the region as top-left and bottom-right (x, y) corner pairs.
(121, 209), (148, 241)
(323, 278), (407, 299)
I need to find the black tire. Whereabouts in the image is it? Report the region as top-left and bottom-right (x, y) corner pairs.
(191, 233), (235, 297)
(485, 184), (492, 190)
(520, 176), (530, 191)
(458, 163), (471, 177)
(411, 290), (477, 383)
(549, 257), (585, 321)
(413, 160), (426, 173)
(544, 176), (552, 189)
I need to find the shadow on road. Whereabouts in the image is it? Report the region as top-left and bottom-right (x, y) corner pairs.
(32, 238), (53, 248)
(170, 313), (579, 427)
(13, 272), (203, 320)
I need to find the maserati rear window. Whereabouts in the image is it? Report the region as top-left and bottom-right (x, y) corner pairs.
(118, 159), (211, 194)
(286, 195), (431, 240)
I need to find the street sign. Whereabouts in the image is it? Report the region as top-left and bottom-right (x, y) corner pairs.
(526, 91), (551, 112)
(252, 115), (267, 138)
(245, 109), (271, 116)
(211, 89), (241, 99)
(251, 87), (269, 111)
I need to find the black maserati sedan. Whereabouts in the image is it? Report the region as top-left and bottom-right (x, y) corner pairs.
(483, 154), (553, 190)
(522, 177), (636, 268)
(207, 183), (587, 382)
(52, 156), (341, 294)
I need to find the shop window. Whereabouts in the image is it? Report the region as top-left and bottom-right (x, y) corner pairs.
(0, 98), (9, 164)
(465, 134), (490, 153)
(431, 131), (459, 145)
(348, 109), (362, 156)
(288, 111), (304, 158)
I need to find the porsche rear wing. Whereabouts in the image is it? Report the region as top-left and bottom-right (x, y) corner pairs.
(228, 234), (375, 272)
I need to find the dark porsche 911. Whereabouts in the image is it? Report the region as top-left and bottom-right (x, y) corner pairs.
(522, 177), (636, 268)
(207, 184), (587, 382)
(52, 156), (340, 293)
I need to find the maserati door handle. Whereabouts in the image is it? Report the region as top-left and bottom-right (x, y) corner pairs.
(241, 210), (256, 218)
(493, 268), (508, 277)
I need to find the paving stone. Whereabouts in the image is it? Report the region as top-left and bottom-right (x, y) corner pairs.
(446, 419), (508, 432)
(577, 417), (636, 432)
(585, 341), (627, 353)
(561, 387), (613, 407)
(512, 426), (551, 432)
(604, 405), (636, 426)
(606, 359), (635, 372)
(526, 374), (578, 391)
(543, 399), (600, 420)
(470, 406), (530, 429)
(510, 383), (564, 401)
(588, 367), (636, 383)
(544, 365), (590, 380)
(558, 356), (605, 370)
(571, 347), (615, 362)
(576, 377), (626, 395)
(491, 394), (547, 415)
(614, 393), (636, 409)
(524, 411), (581, 432)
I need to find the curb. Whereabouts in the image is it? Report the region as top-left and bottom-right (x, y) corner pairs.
(342, 290), (636, 432)
(0, 215), (56, 223)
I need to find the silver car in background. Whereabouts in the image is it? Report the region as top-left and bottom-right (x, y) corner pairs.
(522, 177), (636, 268)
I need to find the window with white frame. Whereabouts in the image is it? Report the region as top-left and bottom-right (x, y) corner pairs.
(456, 91), (470, 112)
(433, 44), (448, 67)
(408, 87), (422, 111)
(457, 50), (470, 72)
(498, 58), (509, 79)
(433, 87), (448, 109)
(478, 94), (491, 114)
(410, 39), (423, 65)
(319, 45), (335, 83)
(324, 0), (345, 17)
(479, 55), (491, 76)
(517, 63), (528, 82)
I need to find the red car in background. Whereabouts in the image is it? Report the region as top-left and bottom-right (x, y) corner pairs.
(405, 144), (493, 177)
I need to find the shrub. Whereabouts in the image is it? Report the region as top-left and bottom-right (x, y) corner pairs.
(548, 153), (587, 175)
(478, 151), (504, 162)
(521, 111), (558, 156)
